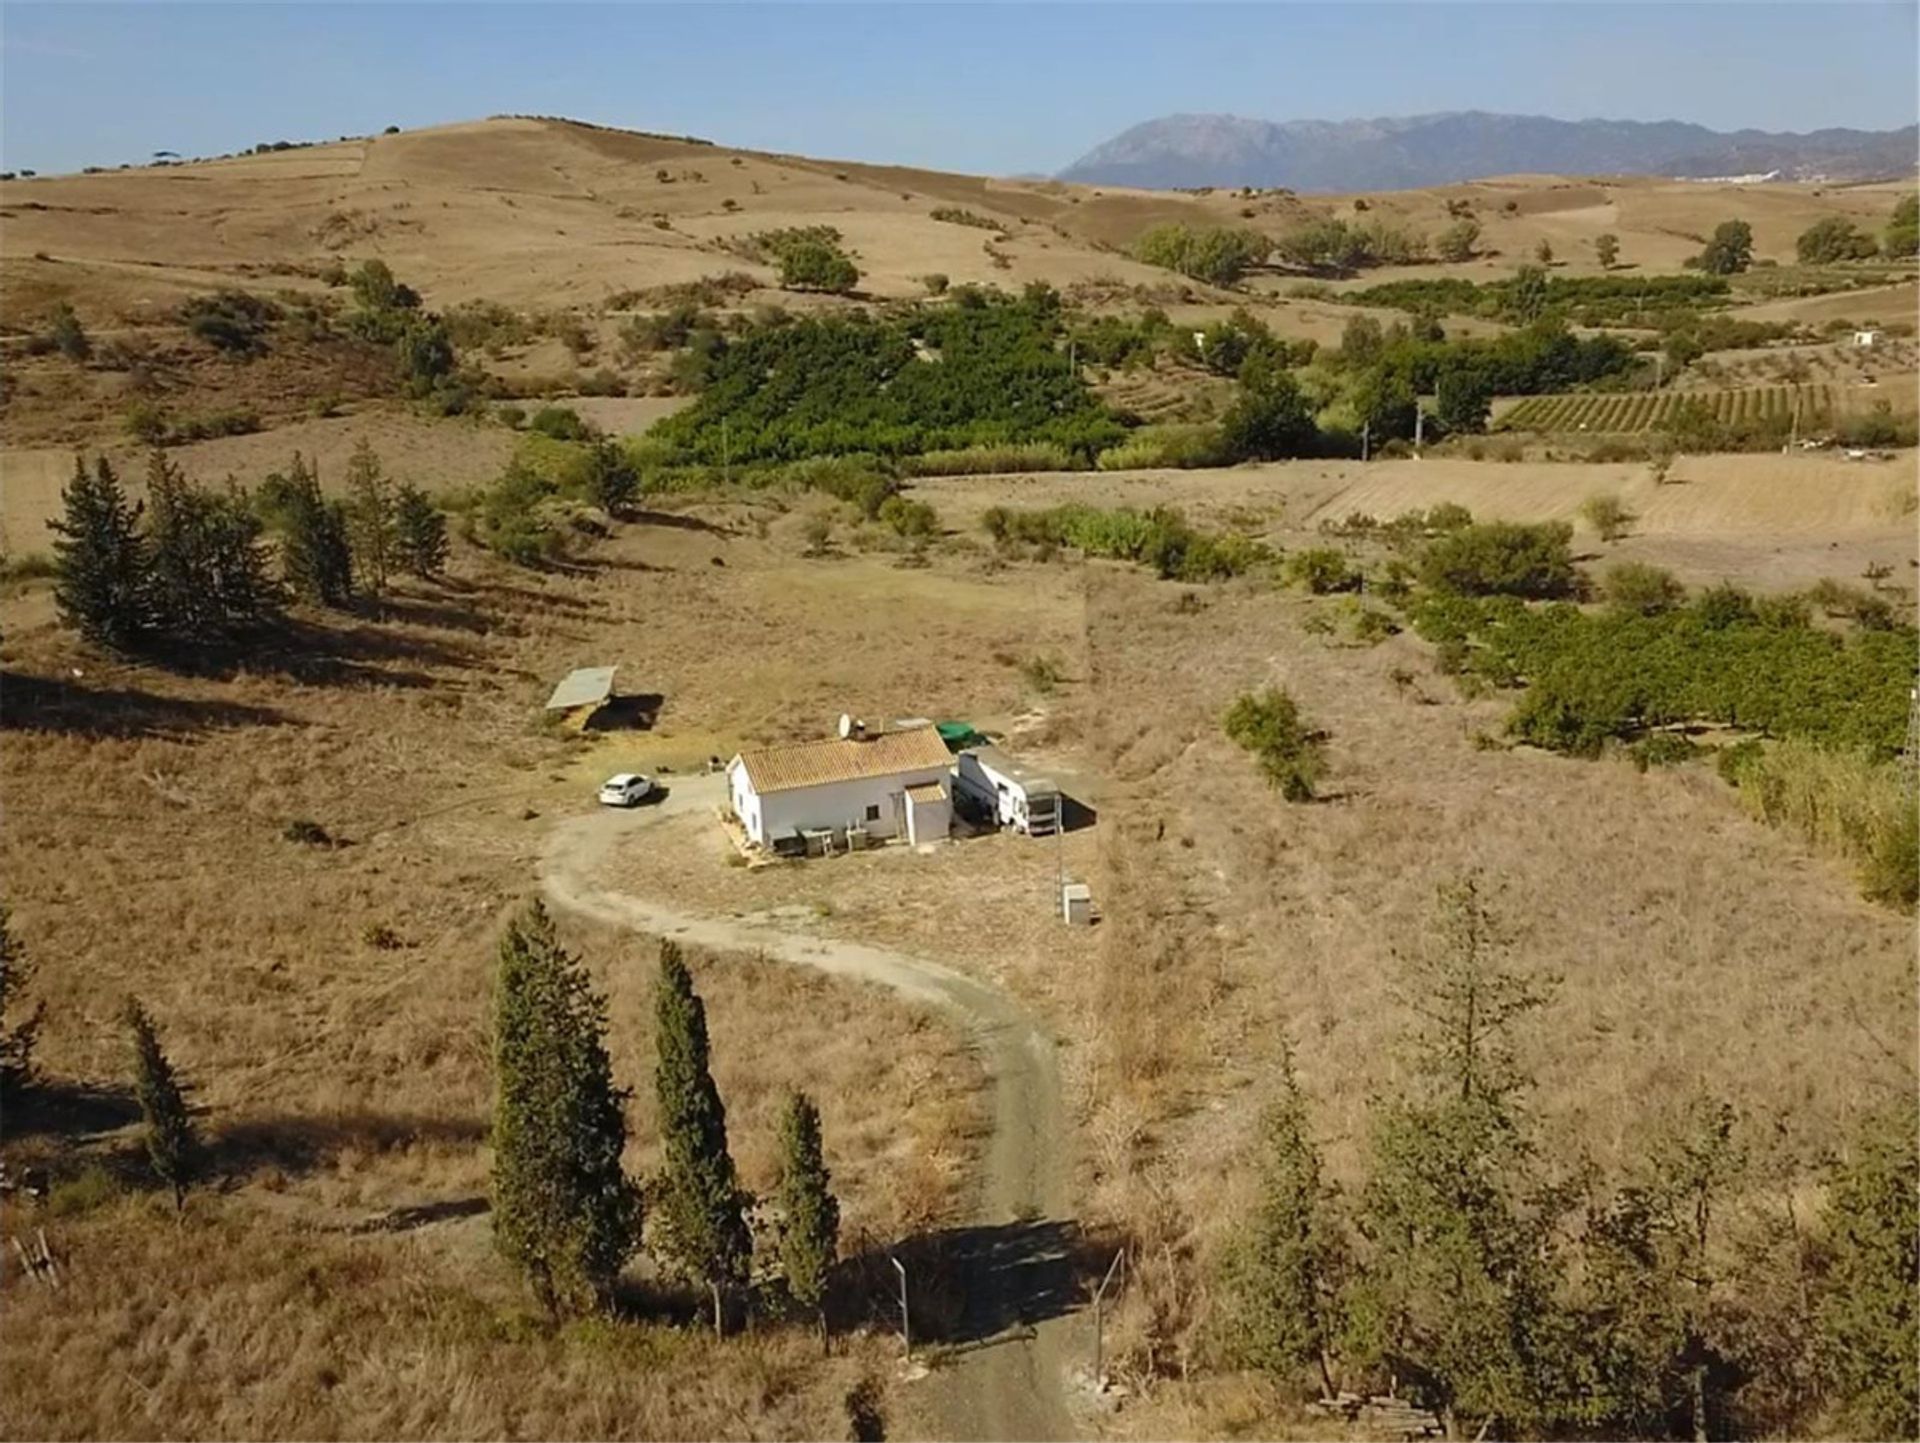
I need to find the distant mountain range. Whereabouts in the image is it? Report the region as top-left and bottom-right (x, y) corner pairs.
(1057, 112), (1919, 192)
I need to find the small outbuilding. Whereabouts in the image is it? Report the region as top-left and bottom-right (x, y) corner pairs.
(727, 721), (955, 851)
(1853, 329), (1884, 349)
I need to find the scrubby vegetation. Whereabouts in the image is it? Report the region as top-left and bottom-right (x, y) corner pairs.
(1131, 223), (1273, 286)
(1352, 271), (1729, 326)
(743, 227), (860, 294)
(982, 503), (1269, 582)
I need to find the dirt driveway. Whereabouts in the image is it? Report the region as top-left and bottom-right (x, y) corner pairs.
(539, 774), (1079, 1441)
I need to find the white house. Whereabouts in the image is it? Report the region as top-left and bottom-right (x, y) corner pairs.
(727, 723), (955, 850)
(1853, 329), (1884, 349)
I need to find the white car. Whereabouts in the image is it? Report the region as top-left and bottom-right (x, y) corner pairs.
(597, 773), (656, 807)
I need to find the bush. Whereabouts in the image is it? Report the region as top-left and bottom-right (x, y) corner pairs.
(1796, 217), (1878, 265)
(1602, 561), (1684, 615)
(877, 494), (938, 538)
(496, 403), (526, 430)
(529, 405), (595, 442)
(1578, 493), (1634, 542)
(47, 303), (90, 361)
(901, 442), (1075, 477)
(1418, 521), (1576, 599)
(1285, 547), (1361, 594)
(283, 819), (334, 846)
(1628, 732), (1699, 771)
(1096, 424), (1231, 471)
(1722, 739), (1916, 911)
(181, 290), (278, 355)
(1224, 688), (1325, 800)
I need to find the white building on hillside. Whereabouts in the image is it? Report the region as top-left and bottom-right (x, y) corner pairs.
(727, 722), (954, 851)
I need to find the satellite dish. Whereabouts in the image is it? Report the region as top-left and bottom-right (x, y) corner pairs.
(837, 713), (853, 740)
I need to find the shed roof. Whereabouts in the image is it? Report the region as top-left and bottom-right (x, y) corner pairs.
(732, 724), (954, 795)
(545, 666), (617, 711)
(905, 782), (947, 804)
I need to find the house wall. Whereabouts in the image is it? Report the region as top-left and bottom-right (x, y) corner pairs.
(732, 765), (952, 847)
(905, 791), (952, 846)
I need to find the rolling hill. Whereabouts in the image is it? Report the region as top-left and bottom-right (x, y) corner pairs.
(1059, 110), (1920, 191)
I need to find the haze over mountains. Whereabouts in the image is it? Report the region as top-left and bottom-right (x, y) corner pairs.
(1058, 111), (1920, 191)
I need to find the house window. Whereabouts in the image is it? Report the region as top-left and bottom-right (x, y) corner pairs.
(864, 804), (881, 822)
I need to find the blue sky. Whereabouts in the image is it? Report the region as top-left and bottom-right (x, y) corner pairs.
(3, 2), (1914, 177)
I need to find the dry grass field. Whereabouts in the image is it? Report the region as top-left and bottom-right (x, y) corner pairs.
(3, 111), (1916, 1440)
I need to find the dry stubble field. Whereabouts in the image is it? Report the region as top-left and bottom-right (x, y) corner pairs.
(3, 443), (1916, 1438)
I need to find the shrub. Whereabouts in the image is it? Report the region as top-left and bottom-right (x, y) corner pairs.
(1418, 521), (1576, 599)
(1285, 547), (1361, 594)
(920, 273), (949, 296)
(1579, 493), (1634, 542)
(877, 494), (938, 538)
(181, 290), (278, 355)
(529, 405), (595, 442)
(283, 819), (334, 846)
(1224, 688), (1325, 800)
(1096, 424), (1231, 471)
(1722, 740), (1916, 911)
(1353, 608), (1400, 645)
(496, 403), (526, 430)
(1796, 217), (1878, 265)
(1628, 732), (1699, 771)
(47, 303), (90, 361)
(1602, 562), (1684, 615)
(901, 442), (1074, 477)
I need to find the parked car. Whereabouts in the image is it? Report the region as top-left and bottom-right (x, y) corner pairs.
(597, 773), (656, 807)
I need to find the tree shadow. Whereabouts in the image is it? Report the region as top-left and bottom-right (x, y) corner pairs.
(456, 578), (605, 618)
(346, 1195), (490, 1234)
(205, 1110), (489, 1183)
(149, 618), (477, 690)
(631, 508), (737, 538)
(2, 1078), (141, 1140)
(0, 670), (288, 739)
(837, 1217), (1115, 1346)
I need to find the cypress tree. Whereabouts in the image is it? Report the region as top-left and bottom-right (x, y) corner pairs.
(0, 904), (44, 1102)
(124, 998), (196, 1209)
(146, 455), (277, 639)
(1817, 1103), (1919, 1440)
(393, 482), (449, 580)
(342, 437), (396, 593)
(1347, 878), (1560, 1438)
(775, 1089), (840, 1333)
(490, 900), (640, 1317)
(51, 455), (148, 649)
(652, 939), (750, 1332)
(1214, 1043), (1343, 1397)
(273, 453), (354, 606)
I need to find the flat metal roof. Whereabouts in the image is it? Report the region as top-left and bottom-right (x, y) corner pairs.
(962, 745), (1058, 792)
(545, 666), (617, 711)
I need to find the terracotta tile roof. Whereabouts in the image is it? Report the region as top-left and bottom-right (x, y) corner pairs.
(732, 725), (953, 795)
(904, 782), (947, 804)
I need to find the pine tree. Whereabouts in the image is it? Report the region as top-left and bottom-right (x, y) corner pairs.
(1215, 1042), (1344, 1397)
(0, 904), (45, 1101)
(124, 998), (196, 1209)
(342, 438), (396, 593)
(1817, 1103), (1919, 1440)
(393, 482), (449, 580)
(269, 454), (354, 606)
(490, 900), (640, 1317)
(143, 454), (276, 638)
(652, 939), (750, 1332)
(1347, 878), (1561, 1439)
(775, 1089), (840, 1332)
(51, 455), (149, 649)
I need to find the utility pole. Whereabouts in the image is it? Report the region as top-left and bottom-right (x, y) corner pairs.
(1361, 420), (1370, 463)
(891, 1256), (911, 1359)
(1413, 403), (1424, 458)
(1090, 1248), (1125, 1390)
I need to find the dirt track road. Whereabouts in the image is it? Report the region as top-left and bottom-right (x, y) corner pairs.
(539, 775), (1078, 1442)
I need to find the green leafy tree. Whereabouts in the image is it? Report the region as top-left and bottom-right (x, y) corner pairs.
(778, 239), (860, 294)
(145, 453), (276, 638)
(652, 940), (751, 1332)
(1352, 366), (1418, 443)
(1433, 366), (1492, 435)
(774, 1090), (840, 1332)
(0, 905), (44, 1101)
(1346, 879), (1560, 1439)
(1508, 264), (1551, 322)
(51, 455), (149, 649)
(1795, 216), (1878, 264)
(1595, 233), (1620, 269)
(1817, 1103), (1919, 1440)
(1133, 223), (1272, 285)
(342, 437), (396, 592)
(348, 258), (419, 314)
(574, 439), (639, 515)
(1418, 520), (1576, 599)
(490, 901), (641, 1317)
(48, 302), (91, 361)
(1215, 1043), (1345, 1396)
(393, 482), (449, 579)
(124, 998), (196, 1209)
(1435, 219), (1481, 263)
(1694, 220), (1754, 276)
(268, 454), (354, 606)
(1883, 193), (1919, 258)
(1219, 364), (1317, 461)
